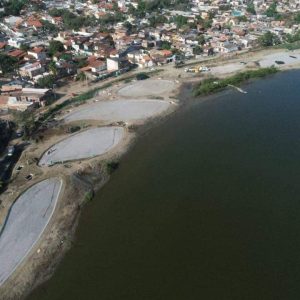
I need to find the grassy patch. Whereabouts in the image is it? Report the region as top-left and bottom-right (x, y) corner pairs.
(106, 161), (119, 174)
(84, 190), (94, 203)
(194, 66), (278, 96)
(281, 41), (300, 50)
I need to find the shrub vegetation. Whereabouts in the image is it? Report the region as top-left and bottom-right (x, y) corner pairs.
(194, 67), (278, 96)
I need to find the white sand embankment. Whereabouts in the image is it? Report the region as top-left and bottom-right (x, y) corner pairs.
(39, 127), (125, 166)
(64, 99), (172, 123)
(0, 178), (62, 286)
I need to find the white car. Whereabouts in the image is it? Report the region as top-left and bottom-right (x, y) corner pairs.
(7, 145), (15, 156)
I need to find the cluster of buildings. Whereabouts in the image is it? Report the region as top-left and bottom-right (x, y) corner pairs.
(0, 0), (299, 111)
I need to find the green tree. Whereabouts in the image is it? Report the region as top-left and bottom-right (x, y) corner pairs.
(0, 54), (18, 75)
(4, 0), (27, 16)
(149, 15), (168, 27)
(37, 75), (55, 88)
(197, 35), (206, 45)
(41, 20), (58, 33)
(49, 40), (64, 56)
(285, 30), (300, 43)
(237, 16), (248, 23)
(48, 61), (58, 76)
(173, 15), (188, 28)
(12, 110), (35, 139)
(136, 73), (149, 80)
(76, 72), (87, 81)
(161, 41), (171, 50)
(60, 53), (72, 61)
(266, 2), (278, 18)
(294, 13), (300, 24)
(246, 2), (256, 15)
(219, 4), (231, 11)
(193, 46), (203, 55)
(123, 21), (133, 33)
(20, 44), (30, 51)
(258, 31), (281, 47)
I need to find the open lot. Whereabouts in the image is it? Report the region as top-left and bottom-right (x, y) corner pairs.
(39, 127), (125, 166)
(118, 79), (175, 97)
(64, 99), (171, 124)
(259, 52), (300, 68)
(0, 178), (62, 286)
(211, 63), (245, 75)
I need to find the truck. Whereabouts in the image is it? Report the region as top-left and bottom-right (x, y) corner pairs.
(184, 66), (210, 73)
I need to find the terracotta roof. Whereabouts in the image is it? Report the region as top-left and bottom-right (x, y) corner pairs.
(80, 66), (91, 72)
(64, 40), (72, 47)
(8, 49), (26, 58)
(30, 47), (44, 53)
(0, 96), (9, 105)
(89, 60), (105, 68)
(160, 49), (173, 57)
(27, 19), (43, 28)
(53, 16), (62, 22)
(0, 42), (7, 49)
(87, 55), (97, 63)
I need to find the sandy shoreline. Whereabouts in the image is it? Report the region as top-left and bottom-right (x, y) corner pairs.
(0, 47), (300, 300)
(0, 78), (179, 300)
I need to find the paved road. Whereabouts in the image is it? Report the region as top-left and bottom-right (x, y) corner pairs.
(39, 127), (125, 166)
(0, 178), (62, 286)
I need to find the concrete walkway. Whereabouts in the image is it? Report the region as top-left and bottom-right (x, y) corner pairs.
(0, 178), (62, 286)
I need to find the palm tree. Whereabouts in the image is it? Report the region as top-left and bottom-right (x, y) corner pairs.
(49, 61), (58, 76)
(76, 72), (87, 81)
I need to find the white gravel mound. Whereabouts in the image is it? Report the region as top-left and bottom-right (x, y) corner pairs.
(0, 178), (62, 286)
(39, 127), (124, 166)
(64, 99), (171, 123)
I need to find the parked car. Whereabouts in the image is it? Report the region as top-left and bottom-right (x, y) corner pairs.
(7, 145), (15, 157)
(16, 129), (24, 137)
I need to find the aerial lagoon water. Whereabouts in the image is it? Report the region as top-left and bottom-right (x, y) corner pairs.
(29, 70), (300, 300)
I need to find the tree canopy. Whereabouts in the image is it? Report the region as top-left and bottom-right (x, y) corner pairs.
(258, 31), (280, 47)
(2, 0), (27, 16)
(265, 2), (279, 18)
(0, 54), (17, 75)
(49, 40), (64, 56)
(37, 75), (55, 88)
(246, 2), (256, 15)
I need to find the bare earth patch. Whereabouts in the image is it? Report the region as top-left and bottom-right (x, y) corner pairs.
(0, 178), (62, 287)
(259, 52), (300, 68)
(118, 79), (175, 97)
(211, 63), (245, 75)
(39, 127), (125, 166)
